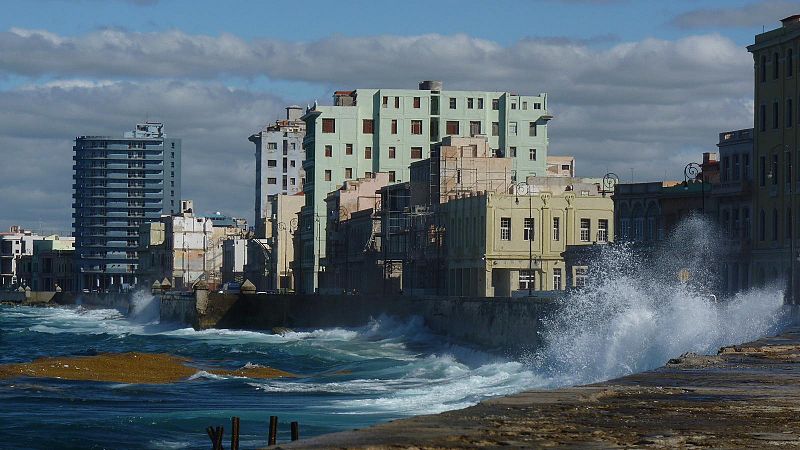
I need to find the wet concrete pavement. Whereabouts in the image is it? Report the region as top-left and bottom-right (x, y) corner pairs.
(277, 327), (800, 449)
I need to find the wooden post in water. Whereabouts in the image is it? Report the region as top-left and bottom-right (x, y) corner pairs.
(206, 425), (224, 450)
(291, 421), (299, 441)
(231, 416), (240, 450)
(268, 415), (278, 446)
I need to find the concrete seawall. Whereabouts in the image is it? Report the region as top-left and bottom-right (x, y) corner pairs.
(160, 291), (558, 355)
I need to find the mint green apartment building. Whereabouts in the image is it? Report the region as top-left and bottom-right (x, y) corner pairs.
(298, 80), (552, 293)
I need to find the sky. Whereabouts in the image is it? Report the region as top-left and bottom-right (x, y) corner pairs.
(1, 0), (798, 234)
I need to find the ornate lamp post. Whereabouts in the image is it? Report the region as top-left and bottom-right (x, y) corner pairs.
(602, 172), (619, 197)
(684, 162), (704, 213)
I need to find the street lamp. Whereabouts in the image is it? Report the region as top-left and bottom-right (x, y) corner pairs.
(684, 162), (705, 213)
(602, 172), (619, 197)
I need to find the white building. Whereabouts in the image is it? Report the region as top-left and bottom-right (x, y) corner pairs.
(0, 226), (42, 289)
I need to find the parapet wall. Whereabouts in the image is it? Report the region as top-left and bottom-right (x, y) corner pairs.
(160, 292), (558, 355)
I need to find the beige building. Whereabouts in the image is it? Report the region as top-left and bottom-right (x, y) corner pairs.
(441, 178), (613, 297)
(747, 15), (800, 293)
(546, 156), (576, 177)
(247, 193), (305, 290)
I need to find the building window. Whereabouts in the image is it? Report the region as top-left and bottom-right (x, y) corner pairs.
(509, 122), (518, 135)
(492, 122), (499, 136)
(529, 148), (537, 161)
(760, 104), (766, 131)
(774, 101), (780, 129)
(267, 159), (277, 167)
(598, 219), (608, 242)
(410, 120), (422, 135)
(363, 119), (374, 134)
(510, 147), (517, 157)
(322, 118), (335, 133)
(449, 98), (457, 109)
(395, 96), (400, 108)
(760, 209), (766, 241)
(365, 171), (373, 178)
(324, 170), (332, 181)
(580, 218), (590, 242)
(389, 146), (396, 159)
(467, 98), (474, 109)
(325, 145), (332, 157)
(411, 146), (423, 159)
(523, 217), (534, 241)
(774, 52), (780, 79)
(760, 155), (766, 186)
(500, 217), (511, 241)
(733, 154), (741, 180)
(789, 49), (794, 77)
(744, 208), (751, 239)
(553, 268), (562, 290)
(267, 177), (277, 185)
(267, 142), (278, 150)
(529, 122), (537, 136)
(478, 98), (484, 109)
(291, 160), (296, 167)
(382, 96), (388, 108)
(290, 178), (296, 185)
(744, 154), (751, 180)
(553, 217), (560, 241)
(389, 171), (396, 182)
(392, 120), (399, 134)
(522, 101), (528, 110)
(469, 121), (481, 136)
(511, 102), (517, 110)
(492, 99), (500, 110)
(519, 270), (534, 291)
(722, 156), (729, 182)
(365, 147), (372, 159)
(574, 267), (587, 288)
(446, 121), (459, 135)
(345, 168), (352, 179)
(761, 55), (767, 82)
(788, 99), (794, 127)
(345, 143), (353, 155)
(413, 97), (421, 108)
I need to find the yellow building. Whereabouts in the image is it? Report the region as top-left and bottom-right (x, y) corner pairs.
(441, 178), (614, 297)
(747, 15), (800, 291)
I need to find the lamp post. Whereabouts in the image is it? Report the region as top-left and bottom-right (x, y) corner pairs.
(684, 162), (704, 213)
(277, 222), (288, 290)
(601, 172), (619, 197)
(338, 206), (349, 292)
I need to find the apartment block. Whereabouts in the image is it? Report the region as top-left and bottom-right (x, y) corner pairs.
(747, 15), (800, 292)
(0, 226), (43, 289)
(73, 122), (181, 291)
(298, 80), (552, 293)
(250, 106), (306, 237)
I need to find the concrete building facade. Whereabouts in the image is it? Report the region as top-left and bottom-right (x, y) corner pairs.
(73, 122), (181, 291)
(0, 226), (41, 289)
(27, 236), (76, 292)
(747, 15), (800, 292)
(440, 179), (614, 297)
(250, 106), (306, 237)
(299, 81), (552, 293)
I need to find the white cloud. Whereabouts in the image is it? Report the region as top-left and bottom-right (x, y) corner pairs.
(0, 28), (756, 230)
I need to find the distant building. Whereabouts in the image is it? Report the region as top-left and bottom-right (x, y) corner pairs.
(298, 80), (553, 294)
(73, 122), (181, 291)
(0, 226), (42, 289)
(440, 178), (613, 297)
(250, 106), (306, 237)
(713, 129), (754, 294)
(246, 193), (304, 291)
(28, 236), (76, 292)
(546, 156), (576, 177)
(222, 239), (248, 284)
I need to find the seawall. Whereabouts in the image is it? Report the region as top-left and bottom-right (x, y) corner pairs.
(160, 291), (558, 355)
(0, 291), (130, 312)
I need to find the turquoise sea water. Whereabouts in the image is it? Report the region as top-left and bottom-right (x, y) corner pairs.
(0, 302), (539, 450)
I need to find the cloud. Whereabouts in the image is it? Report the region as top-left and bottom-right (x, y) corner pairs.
(670, 0), (800, 29)
(0, 28), (755, 231)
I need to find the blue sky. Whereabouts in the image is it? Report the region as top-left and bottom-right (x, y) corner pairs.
(0, 0), (798, 233)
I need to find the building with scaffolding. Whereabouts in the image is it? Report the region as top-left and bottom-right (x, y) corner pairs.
(299, 81), (552, 293)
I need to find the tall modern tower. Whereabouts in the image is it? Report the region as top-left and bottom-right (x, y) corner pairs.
(73, 122), (181, 291)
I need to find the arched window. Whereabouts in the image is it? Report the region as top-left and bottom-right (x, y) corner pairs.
(788, 49), (794, 77)
(774, 52), (780, 79)
(788, 98), (794, 127)
(760, 209), (766, 241)
(773, 208), (779, 241)
(761, 55), (767, 82)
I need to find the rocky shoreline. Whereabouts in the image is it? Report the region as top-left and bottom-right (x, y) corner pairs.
(276, 327), (800, 449)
